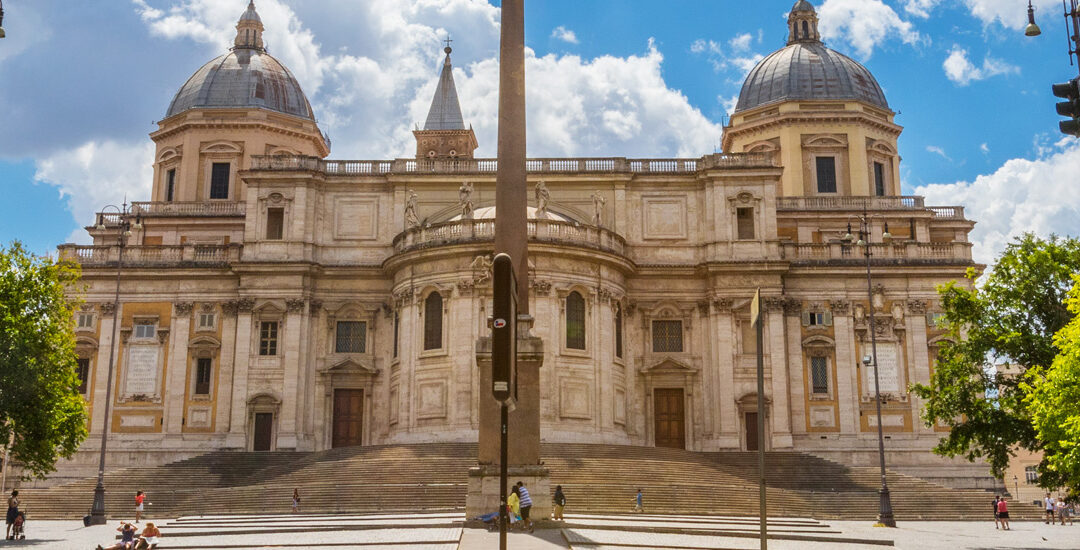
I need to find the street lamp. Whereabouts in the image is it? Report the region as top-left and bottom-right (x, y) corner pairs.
(1, 0), (7, 38)
(1013, 474), (1019, 500)
(843, 212), (896, 528)
(1026, 0), (1042, 37)
(88, 202), (141, 525)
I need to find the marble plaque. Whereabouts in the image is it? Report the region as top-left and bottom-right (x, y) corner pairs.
(119, 415), (156, 428)
(642, 196), (687, 240)
(866, 342), (901, 395)
(125, 345), (160, 396)
(334, 197), (378, 240)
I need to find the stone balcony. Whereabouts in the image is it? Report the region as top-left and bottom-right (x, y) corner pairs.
(57, 244), (242, 268)
(775, 196), (966, 220)
(780, 241), (973, 265)
(393, 218), (626, 256)
(131, 201), (246, 217)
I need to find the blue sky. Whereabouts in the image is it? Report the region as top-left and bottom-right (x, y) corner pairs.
(0, 0), (1078, 263)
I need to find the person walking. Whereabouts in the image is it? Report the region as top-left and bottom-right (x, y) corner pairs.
(5, 490), (18, 540)
(552, 485), (566, 521)
(291, 488), (300, 513)
(992, 495), (1001, 529)
(507, 486), (521, 528)
(1057, 497), (1068, 525)
(134, 491), (146, 523)
(997, 497), (1010, 530)
(516, 481), (534, 532)
(1045, 493), (1056, 524)
(633, 489), (643, 513)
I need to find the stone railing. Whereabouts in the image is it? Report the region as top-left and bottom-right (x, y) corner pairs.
(776, 196), (926, 211)
(251, 152), (774, 176)
(928, 206), (965, 219)
(131, 201), (246, 217)
(57, 244), (241, 267)
(393, 218), (626, 255)
(781, 241), (973, 263)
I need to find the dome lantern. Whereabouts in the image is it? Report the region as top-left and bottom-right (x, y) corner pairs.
(234, 1), (265, 52)
(788, 1), (821, 44)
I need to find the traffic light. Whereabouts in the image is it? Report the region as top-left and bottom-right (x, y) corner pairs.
(1052, 78), (1080, 136)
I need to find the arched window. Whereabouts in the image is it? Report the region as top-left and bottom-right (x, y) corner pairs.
(615, 303), (624, 359)
(801, 20), (809, 39)
(424, 292), (443, 350)
(566, 291), (586, 350)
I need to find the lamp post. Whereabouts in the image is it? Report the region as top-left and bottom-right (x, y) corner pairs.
(88, 202), (141, 525)
(1013, 474), (1019, 500)
(1026, 0), (1042, 37)
(1, 0), (6, 38)
(843, 212), (896, 527)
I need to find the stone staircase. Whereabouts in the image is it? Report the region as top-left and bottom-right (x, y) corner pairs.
(17, 443), (1040, 521)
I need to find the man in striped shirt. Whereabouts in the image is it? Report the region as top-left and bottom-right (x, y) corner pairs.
(516, 481), (534, 531)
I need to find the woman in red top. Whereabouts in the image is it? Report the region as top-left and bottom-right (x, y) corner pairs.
(997, 497), (1010, 530)
(134, 491), (146, 523)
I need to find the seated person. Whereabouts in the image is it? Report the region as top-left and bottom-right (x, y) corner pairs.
(97, 522), (137, 550)
(136, 522), (162, 549)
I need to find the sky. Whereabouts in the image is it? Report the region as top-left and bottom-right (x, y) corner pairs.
(0, 0), (1078, 266)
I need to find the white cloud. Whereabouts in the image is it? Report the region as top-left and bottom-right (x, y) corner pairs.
(729, 33), (753, 52)
(980, 143), (990, 153)
(962, 0), (1058, 29)
(690, 35), (763, 76)
(942, 46), (1019, 86)
(903, 0), (941, 18)
(818, 0), (922, 59)
(719, 94), (740, 117)
(926, 145), (951, 160)
(551, 26), (579, 44)
(914, 138), (1080, 265)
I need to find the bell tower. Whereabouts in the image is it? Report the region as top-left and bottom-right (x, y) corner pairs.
(413, 42), (479, 159)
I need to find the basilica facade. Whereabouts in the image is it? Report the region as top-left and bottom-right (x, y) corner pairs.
(57, 1), (985, 487)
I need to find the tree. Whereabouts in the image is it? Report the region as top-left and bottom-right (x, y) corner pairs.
(912, 233), (1080, 476)
(1023, 279), (1080, 495)
(0, 241), (88, 479)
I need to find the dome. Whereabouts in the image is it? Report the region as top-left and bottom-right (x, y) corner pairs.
(734, 1), (889, 113)
(164, 1), (314, 121)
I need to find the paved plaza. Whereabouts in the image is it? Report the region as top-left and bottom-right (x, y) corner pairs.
(1, 513), (1078, 549)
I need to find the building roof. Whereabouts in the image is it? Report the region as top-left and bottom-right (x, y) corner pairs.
(423, 47), (466, 131)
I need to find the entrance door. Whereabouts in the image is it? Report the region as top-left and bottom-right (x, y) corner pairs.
(653, 388), (686, 449)
(253, 412), (273, 451)
(332, 389), (364, 448)
(745, 412), (759, 451)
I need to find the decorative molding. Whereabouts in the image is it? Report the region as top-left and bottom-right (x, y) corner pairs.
(709, 296), (733, 312)
(828, 300), (851, 315)
(763, 297), (785, 312)
(533, 279), (552, 296)
(597, 287), (615, 304)
(285, 298), (306, 313)
(309, 299), (324, 315)
(221, 300), (239, 317)
(697, 301), (710, 316)
(624, 301), (637, 317)
(200, 302), (216, 313)
(382, 302), (394, 319)
(100, 302), (117, 317)
(782, 298), (803, 316)
(174, 301), (195, 316)
(156, 328), (171, 344)
(237, 298), (256, 313)
(393, 288), (414, 308)
(906, 299), (928, 315)
(456, 279), (476, 296)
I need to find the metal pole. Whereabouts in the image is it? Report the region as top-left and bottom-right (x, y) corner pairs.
(755, 311), (767, 549)
(90, 229), (125, 524)
(862, 215), (895, 527)
(494, 0), (528, 313)
(499, 402), (508, 550)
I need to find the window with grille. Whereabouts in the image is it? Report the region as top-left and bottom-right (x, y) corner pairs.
(393, 312), (400, 358)
(76, 358), (90, 394)
(210, 162), (230, 199)
(615, 303), (623, 359)
(566, 291), (586, 350)
(1025, 466), (1039, 484)
(195, 357), (212, 395)
(424, 293), (443, 351)
(736, 207), (755, 240)
(166, 169), (176, 202)
(651, 320), (684, 353)
(874, 162), (886, 196)
(134, 322), (156, 339)
(198, 312), (216, 330)
(266, 207), (284, 240)
(259, 321), (279, 356)
(335, 321), (366, 353)
(76, 312), (94, 330)
(816, 156), (837, 193)
(810, 356), (829, 395)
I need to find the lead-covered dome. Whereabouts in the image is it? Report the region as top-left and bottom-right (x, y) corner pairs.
(165, 1), (314, 121)
(734, 2), (889, 113)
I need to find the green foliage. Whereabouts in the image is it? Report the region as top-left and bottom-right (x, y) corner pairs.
(1023, 279), (1080, 495)
(912, 233), (1080, 477)
(0, 241), (88, 479)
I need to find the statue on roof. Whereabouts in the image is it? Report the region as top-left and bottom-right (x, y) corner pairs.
(535, 181), (550, 219)
(459, 181), (475, 219)
(592, 191), (606, 227)
(404, 190), (420, 229)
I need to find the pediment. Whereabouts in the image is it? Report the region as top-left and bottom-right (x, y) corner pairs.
(321, 357), (377, 375)
(802, 335), (835, 347)
(641, 356), (698, 374)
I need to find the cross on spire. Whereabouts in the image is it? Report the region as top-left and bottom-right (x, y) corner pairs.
(444, 36), (453, 49)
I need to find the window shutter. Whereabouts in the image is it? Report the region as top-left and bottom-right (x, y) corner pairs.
(801, 311), (811, 326)
(823, 311), (833, 326)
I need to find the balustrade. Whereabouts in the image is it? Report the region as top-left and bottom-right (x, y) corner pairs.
(781, 241), (972, 263)
(131, 201), (245, 217)
(776, 196), (926, 211)
(393, 218), (625, 255)
(57, 244), (240, 267)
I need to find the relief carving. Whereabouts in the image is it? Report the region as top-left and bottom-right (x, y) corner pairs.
(237, 298), (256, 313)
(906, 299), (928, 315)
(285, 298), (306, 313)
(100, 302), (117, 316)
(782, 298), (803, 315)
(200, 303), (216, 313)
(174, 301), (195, 316)
(533, 280), (552, 296)
(309, 299), (324, 315)
(829, 300), (851, 315)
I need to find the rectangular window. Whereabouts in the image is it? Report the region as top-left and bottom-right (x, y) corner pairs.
(803, 311), (831, 327)
(736, 207), (755, 240)
(393, 312), (399, 358)
(195, 357), (212, 395)
(1025, 466), (1039, 484)
(816, 156), (837, 193)
(259, 321), (279, 356)
(651, 320), (684, 353)
(874, 162), (886, 196)
(166, 169), (176, 202)
(810, 356), (829, 395)
(741, 320), (758, 355)
(198, 312), (216, 330)
(335, 321), (366, 354)
(927, 312), (947, 328)
(266, 207), (284, 240)
(210, 162), (230, 199)
(76, 312), (94, 330)
(76, 358), (90, 394)
(134, 322), (156, 339)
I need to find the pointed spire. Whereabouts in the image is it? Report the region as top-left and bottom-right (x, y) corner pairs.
(234, 1), (265, 52)
(787, 1), (821, 45)
(423, 42), (466, 131)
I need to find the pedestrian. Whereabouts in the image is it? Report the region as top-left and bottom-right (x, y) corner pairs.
(1058, 497), (1068, 525)
(633, 488), (643, 513)
(553, 485), (566, 521)
(291, 488), (300, 513)
(97, 522), (138, 550)
(507, 486), (521, 528)
(5, 490), (18, 540)
(516, 481), (534, 532)
(134, 491), (146, 523)
(135, 522), (162, 550)
(1045, 493), (1056, 524)
(992, 495), (1001, 529)
(997, 497), (1010, 530)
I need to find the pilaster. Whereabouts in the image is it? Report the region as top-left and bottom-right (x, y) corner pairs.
(91, 307), (118, 435)
(278, 298), (305, 449)
(227, 299), (254, 447)
(766, 299), (792, 448)
(164, 302), (193, 435)
(831, 300), (858, 433)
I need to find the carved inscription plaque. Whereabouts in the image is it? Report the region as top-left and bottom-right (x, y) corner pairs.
(125, 345), (160, 397)
(866, 342), (900, 395)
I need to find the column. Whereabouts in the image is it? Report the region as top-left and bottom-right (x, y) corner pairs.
(164, 302), (193, 435)
(712, 298), (738, 446)
(831, 301), (858, 434)
(226, 299), (254, 447)
(278, 298), (306, 450)
(215, 304), (238, 435)
(766, 300), (792, 448)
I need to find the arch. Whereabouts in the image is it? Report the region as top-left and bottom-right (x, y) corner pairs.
(745, 140), (778, 154)
(157, 147), (182, 163)
(801, 20), (809, 39)
(200, 140), (243, 154)
(268, 146), (302, 156)
(75, 335), (100, 350)
(248, 392), (281, 407)
(188, 334), (222, 351)
(927, 334), (954, 347)
(802, 334), (836, 347)
(423, 291), (443, 350)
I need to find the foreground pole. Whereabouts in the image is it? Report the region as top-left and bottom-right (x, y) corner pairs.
(752, 290), (767, 549)
(495, 0), (528, 313)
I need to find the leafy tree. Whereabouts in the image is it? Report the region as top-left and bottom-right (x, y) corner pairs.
(912, 233), (1080, 476)
(0, 241), (88, 479)
(1023, 279), (1080, 496)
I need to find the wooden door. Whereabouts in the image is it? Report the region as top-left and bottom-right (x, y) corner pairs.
(745, 412), (759, 451)
(653, 388), (686, 449)
(253, 413), (273, 451)
(332, 389), (364, 448)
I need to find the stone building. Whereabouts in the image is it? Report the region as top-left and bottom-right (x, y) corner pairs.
(57, 1), (986, 487)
